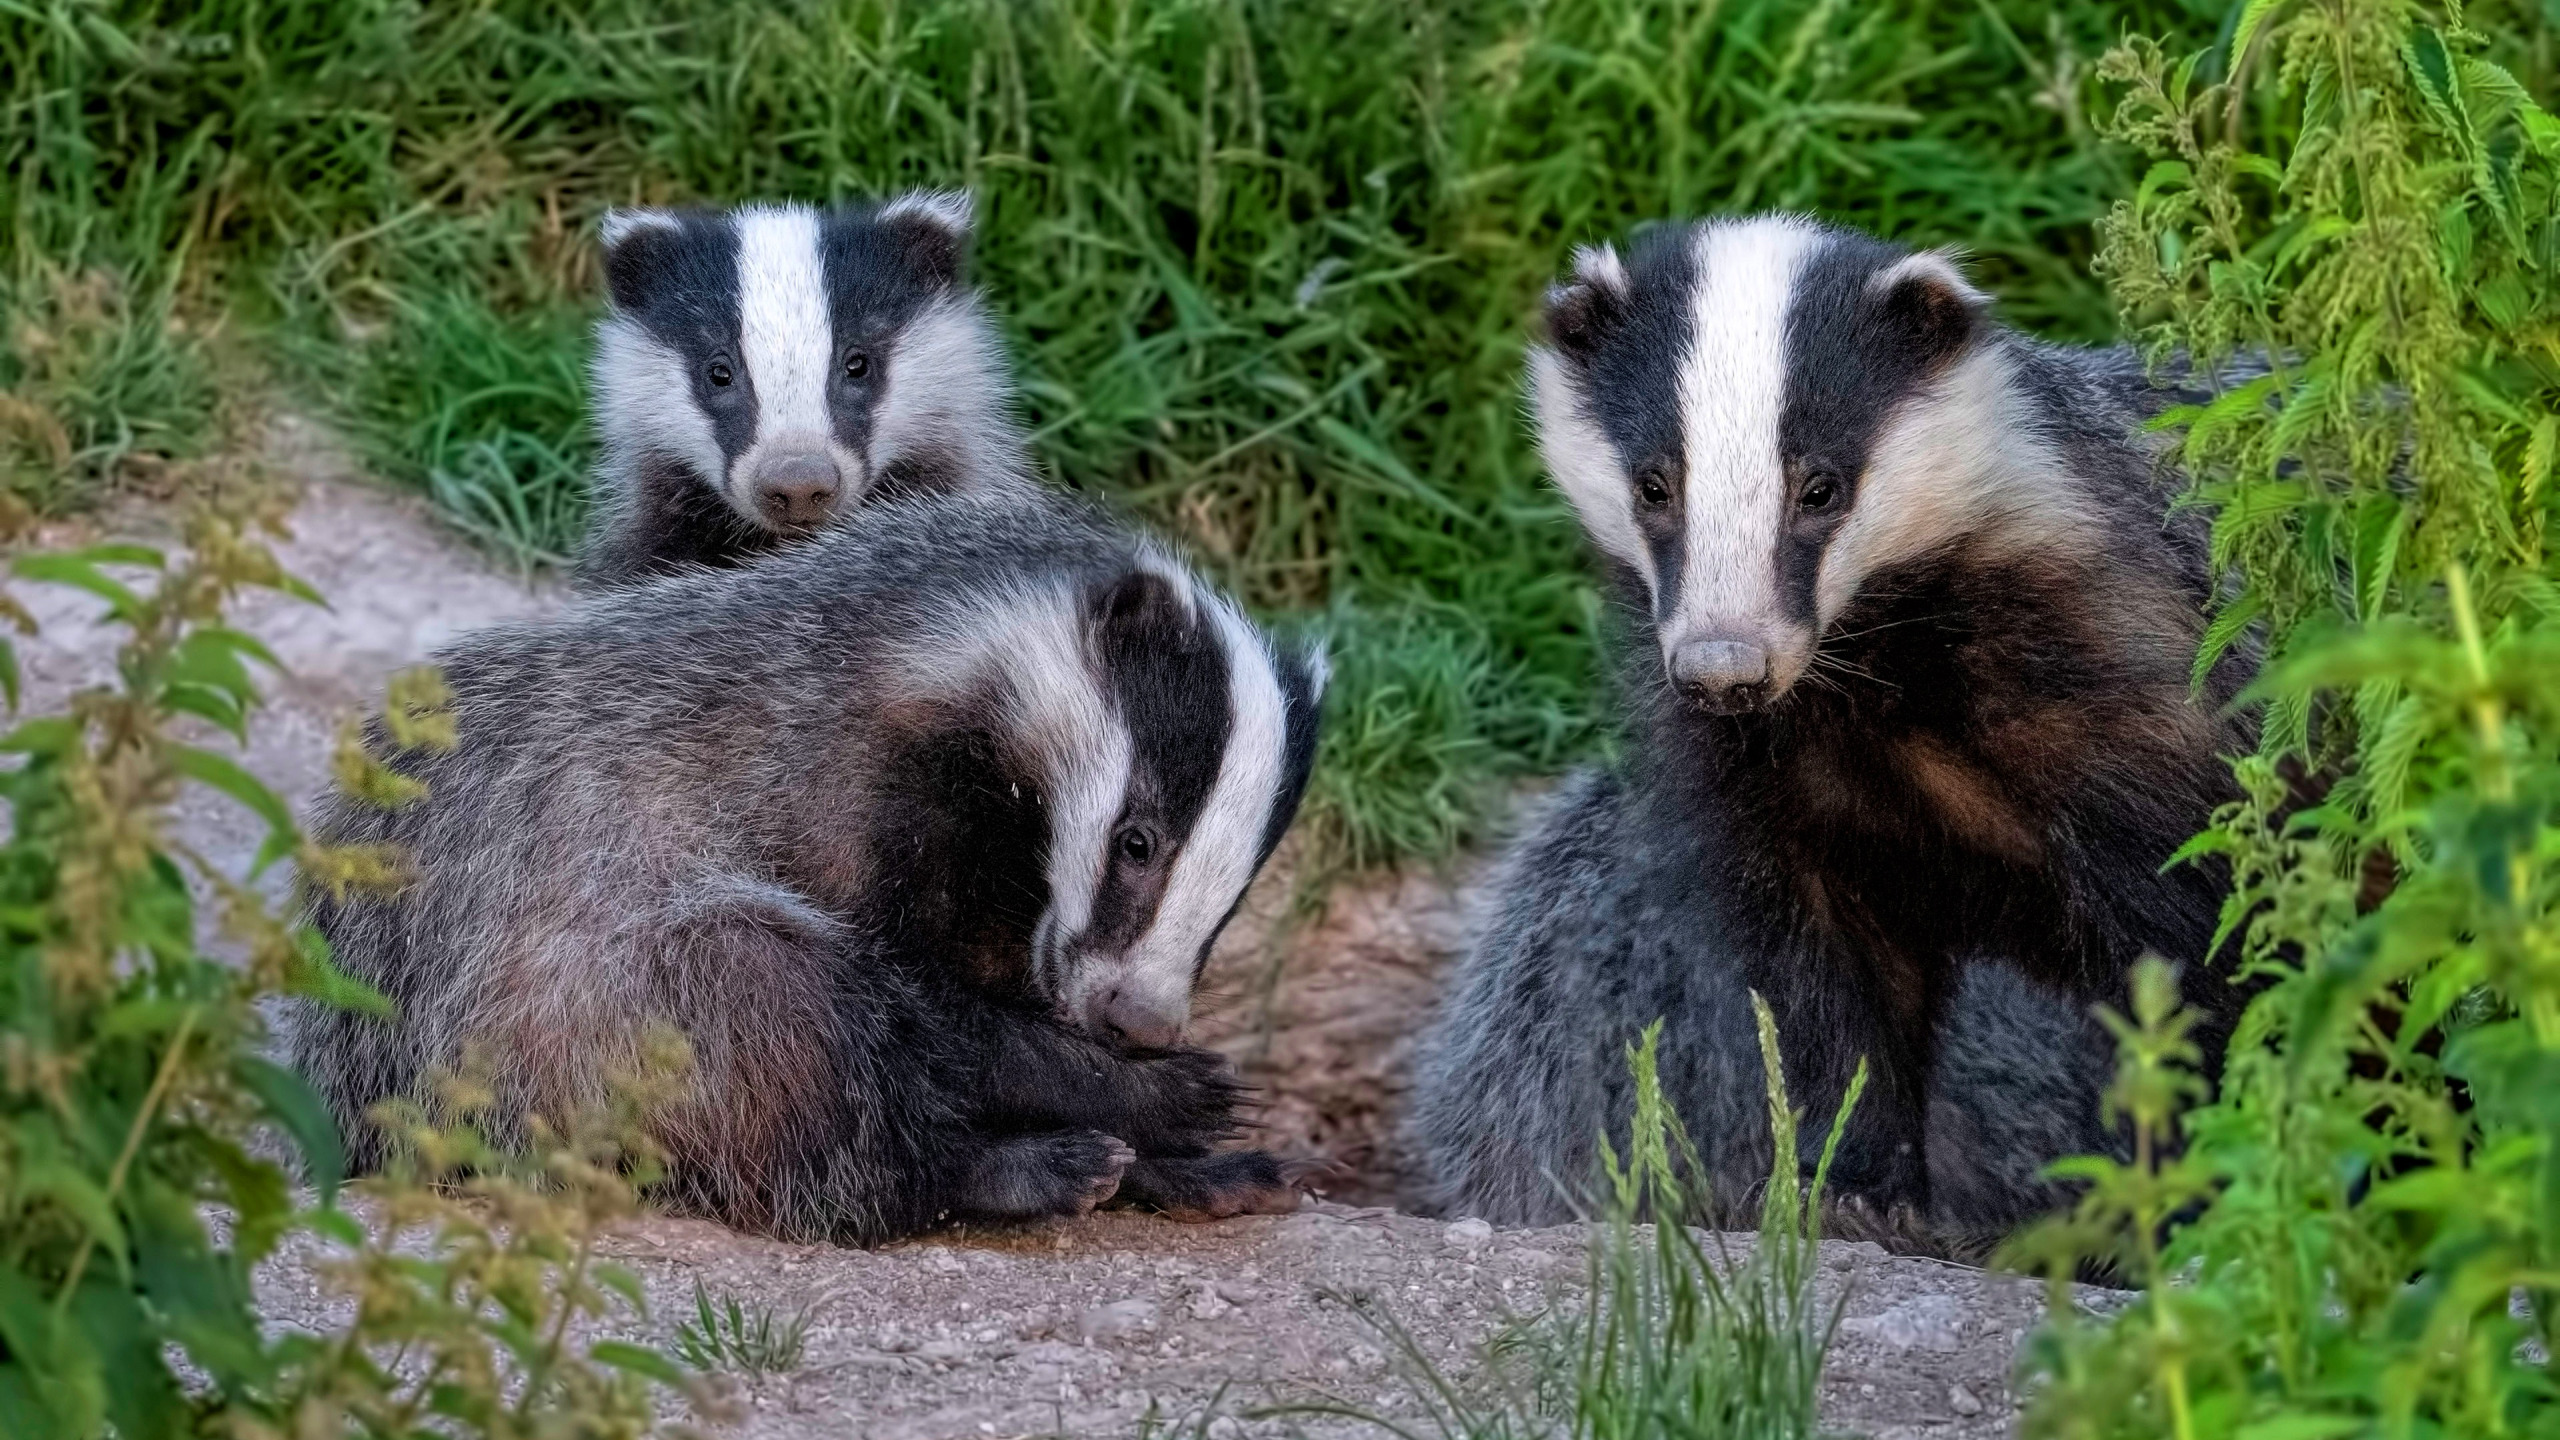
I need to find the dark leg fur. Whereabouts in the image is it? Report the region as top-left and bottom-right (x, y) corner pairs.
(960, 1011), (1248, 1156)
(947, 1131), (1136, 1220)
(1115, 1151), (1302, 1220)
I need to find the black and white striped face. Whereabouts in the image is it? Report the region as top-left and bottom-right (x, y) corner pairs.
(1530, 215), (2076, 713)
(953, 560), (1325, 1049)
(594, 194), (1014, 536)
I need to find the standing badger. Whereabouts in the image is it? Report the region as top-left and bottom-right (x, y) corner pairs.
(579, 192), (1034, 584)
(296, 489), (1325, 1242)
(1414, 216), (2247, 1231)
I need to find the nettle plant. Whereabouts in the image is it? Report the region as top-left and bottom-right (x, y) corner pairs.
(0, 484), (704, 1438)
(2007, 1), (2560, 1435)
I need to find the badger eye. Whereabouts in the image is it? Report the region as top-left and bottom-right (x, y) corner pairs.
(844, 350), (871, 380)
(1116, 828), (1155, 865)
(1799, 474), (1841, 512)
(706, 359), (734, 388)
(1636, 466), (1671, 508)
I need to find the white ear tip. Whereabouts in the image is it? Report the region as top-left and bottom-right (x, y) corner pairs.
(1569, 243), (1628, 293)
(1301, 640), (1332, 700)
(599, 208), (681, 249)
(1873, 248), (1987, 306)
(882, 189), (974, 234)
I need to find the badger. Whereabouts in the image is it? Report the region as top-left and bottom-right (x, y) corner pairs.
(295, 488), (1325, 1243)
(577, 192), (1034, 584)
(1413, 216), (2249, 1235)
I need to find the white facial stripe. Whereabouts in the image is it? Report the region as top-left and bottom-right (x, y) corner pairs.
(1817, 344), (2091, 622)
(1664, 217), (1822, 657)
(592, 317), (725, 490)
(891, 581), (1133, 987)
(1113, 593), (1287, 1030)
(1530, 347), (1655, 598)
(874, 293), (1018, 486)
(731, 206), (857, 513)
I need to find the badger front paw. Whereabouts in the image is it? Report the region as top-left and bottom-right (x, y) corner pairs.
(1119, 1046), (1251, 1154)
(1113, 1149), (1308, 1221)
(954, 1130), (1136, 1221)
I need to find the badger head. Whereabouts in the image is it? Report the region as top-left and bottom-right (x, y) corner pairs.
(935, 556), (1326, 1049)
(1530, 215), (2084, 714)
(593, 193), (1019, 536)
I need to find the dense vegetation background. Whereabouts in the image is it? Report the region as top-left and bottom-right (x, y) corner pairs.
(7, 4), (2560, 1436)
(2, 0), (2262, 874)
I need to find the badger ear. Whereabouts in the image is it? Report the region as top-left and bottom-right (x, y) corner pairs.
(1088, 564), (1193, 646)
(1871, 249), (1986, 367)
(1543, 243), (1631, 363)
(599, 209), (685, 311)
(1297, 638), (1331, 706)
(878, 189), (976, 289)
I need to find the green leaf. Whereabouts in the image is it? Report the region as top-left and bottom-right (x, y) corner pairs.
(10, 554), (146, 621)
(2233, 1416), (2367, 1440)
(590, 1340), (689, 1387)
(288, 925), (394, 1017)
(235, 1055), (346, 1205)
(165, 743), (298, 847)
(2227, 0), (2291, 73)
(0, 716), (81, 755)
(162, 682), (248, 744)
(2351, 494), (2405, 622)
(15, 1159), (128, 1283)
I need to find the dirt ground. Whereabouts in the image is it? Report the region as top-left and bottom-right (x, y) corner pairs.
(8, 424), (2096, 1437)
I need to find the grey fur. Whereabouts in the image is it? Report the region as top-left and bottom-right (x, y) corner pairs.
(296, 488), (1324, 1244)
(1412, 774), (2121, 1243)
(1416, 215), (2246, 1249)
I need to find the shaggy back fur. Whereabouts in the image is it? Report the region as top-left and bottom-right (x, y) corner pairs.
(297, 489), (1324, 1242)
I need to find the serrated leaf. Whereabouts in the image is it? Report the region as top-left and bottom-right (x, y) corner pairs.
(2227, 0), (2292, 63)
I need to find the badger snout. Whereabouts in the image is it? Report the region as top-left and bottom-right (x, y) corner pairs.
(750, 450), (843, 530)
(1085, 985), (1186, 1052)
(1668, 637), (1772, 714)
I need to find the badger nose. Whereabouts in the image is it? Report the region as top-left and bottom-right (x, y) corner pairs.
(752, 452), (841, 529)
(1091, 987), (1184, 1052)
(1669, 638), (1771, 713)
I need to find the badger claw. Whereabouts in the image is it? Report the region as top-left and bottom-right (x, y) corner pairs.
(1115, 1149), (1310, 1221)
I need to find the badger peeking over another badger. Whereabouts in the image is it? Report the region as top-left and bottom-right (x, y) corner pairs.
(578, 193), (1034, 585)
(297, 488), (1323, 1243)
(1415, 215), (2250, 1234)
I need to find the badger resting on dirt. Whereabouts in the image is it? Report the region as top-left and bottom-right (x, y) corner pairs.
(297, 489), (1324, 1243)
(577, 192), (1034, 585)
(1415, 216), (2250, 1238)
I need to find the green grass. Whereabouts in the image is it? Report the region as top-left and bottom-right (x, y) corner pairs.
(2, 0), (2229, 871)
(1221, 1006), (1859, 1439)
(672, 1282), (811, 1378)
